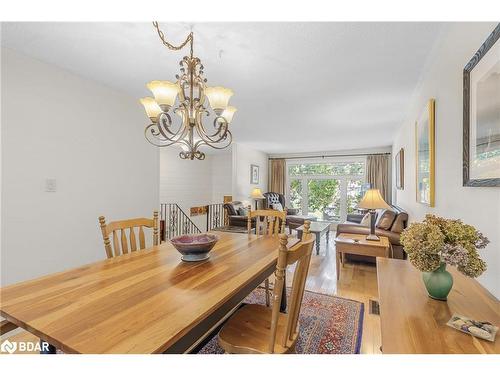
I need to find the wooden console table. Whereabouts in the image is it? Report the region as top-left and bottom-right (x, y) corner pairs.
(377, 258), (500, 354)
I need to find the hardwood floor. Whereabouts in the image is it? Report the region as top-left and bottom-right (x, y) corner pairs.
(284, 230), (382, 354)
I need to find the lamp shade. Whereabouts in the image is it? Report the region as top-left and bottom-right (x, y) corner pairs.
(146, 80), (179, 108)
(221, 106), (237, 123)
(139, 97), (162, 121)
(357, 189), (391, 210)
(250, 188), (265, 199)
(205, 86), (233, 112)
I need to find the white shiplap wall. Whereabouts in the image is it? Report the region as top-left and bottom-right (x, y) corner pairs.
(159, 148), (232, 230)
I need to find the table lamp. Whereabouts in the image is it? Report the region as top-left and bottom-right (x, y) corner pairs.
(250, 188), (265, 210)
(357, 189), (391, 241)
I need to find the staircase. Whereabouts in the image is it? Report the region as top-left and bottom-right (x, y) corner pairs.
(160, 202), (228, 241)
(159, 203), (201, 241)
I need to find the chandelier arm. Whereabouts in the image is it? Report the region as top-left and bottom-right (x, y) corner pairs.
(195, 124), (228, 145)
(145, 123), (190, 147)
(156, 116), (183, 141)
(158, 111), (186, 137)
(152, 22), (194, 57)
(195, 113), (229, 142)
(195, 130), (233, 150)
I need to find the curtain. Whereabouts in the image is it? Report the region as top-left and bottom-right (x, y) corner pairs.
(269, 159), (286, 194)
(366, 154), (391, 204)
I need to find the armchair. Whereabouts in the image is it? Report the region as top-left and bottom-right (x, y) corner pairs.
(263, 192), (316, 233)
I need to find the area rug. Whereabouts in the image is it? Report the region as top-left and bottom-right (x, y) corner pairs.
(196, 288), (364, 354)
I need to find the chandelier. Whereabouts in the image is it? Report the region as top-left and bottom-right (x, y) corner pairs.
(139, 22), (236, 160)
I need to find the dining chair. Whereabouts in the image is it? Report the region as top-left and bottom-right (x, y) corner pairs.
(247, 208), (286, 236)
(98, 210), (159, 259)
(218, 221), (314, 354)
(247, 207), (287, 306)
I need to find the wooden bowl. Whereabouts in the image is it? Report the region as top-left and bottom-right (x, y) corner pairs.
(170, 233), (219, 262)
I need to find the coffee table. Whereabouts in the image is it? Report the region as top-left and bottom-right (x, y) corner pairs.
(334, 233), (390, 280)
(296, 221), (331, 255)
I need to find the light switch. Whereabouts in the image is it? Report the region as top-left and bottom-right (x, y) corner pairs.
(45, 178), (57, 192)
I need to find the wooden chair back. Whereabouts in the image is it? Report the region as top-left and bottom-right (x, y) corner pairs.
(98, 211), (159, 259)
(268, 221), (314, 353)
(247, 208), (286, 236)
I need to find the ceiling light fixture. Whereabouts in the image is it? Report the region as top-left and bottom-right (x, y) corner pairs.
(140, 22), (236, 160)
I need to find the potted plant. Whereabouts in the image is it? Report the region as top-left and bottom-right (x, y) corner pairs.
(400, 214), (488, 300)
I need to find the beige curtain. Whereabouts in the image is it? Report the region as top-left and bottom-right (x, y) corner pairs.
(269, 159), (286, 194)
(366, 154), (391, 204)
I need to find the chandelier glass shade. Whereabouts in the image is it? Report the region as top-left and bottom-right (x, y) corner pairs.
(140, 23), (236, 160)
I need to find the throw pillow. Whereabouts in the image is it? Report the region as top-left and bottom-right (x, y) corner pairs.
(375, 209), (396, 230)
(237, 207), (249, 217)
(360, 212), (371, 226)
(272, 203), (284, 211)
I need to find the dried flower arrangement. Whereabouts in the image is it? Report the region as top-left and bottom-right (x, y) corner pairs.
(400, 214), (488, 277)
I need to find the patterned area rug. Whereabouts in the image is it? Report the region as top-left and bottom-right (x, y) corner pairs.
(197, 288), (364, 354)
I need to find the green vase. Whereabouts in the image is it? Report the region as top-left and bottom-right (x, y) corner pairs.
(422, 263), (453, 301)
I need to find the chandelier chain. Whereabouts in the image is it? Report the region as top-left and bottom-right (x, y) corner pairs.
(152, 21), (194, 58)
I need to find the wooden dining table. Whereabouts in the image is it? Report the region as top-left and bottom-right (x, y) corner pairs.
(0, 232), (293, 354)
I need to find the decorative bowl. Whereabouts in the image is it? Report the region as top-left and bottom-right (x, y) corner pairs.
(170, 233), (219, 262)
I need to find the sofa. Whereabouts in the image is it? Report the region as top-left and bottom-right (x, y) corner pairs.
(262, 192), (317, 233)
(336, 205), (408, 261)
(223, 201), (256, 228)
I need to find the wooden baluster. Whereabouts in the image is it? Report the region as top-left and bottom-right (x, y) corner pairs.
(247, 206), (253, 237)
(98, 216), (113, 259)
(139, 226), (146, 249)
(112, 230), (120, 257)
(153, 210), (159, 246)
(274, 216), (280, 234)
(268, 233), (288, 353)
(129, 227), (137, 251)
(121, 229), (128, 254)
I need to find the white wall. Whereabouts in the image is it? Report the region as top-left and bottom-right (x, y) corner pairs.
(392, 23), (500, 298)
(1, 48), (159, 286)
(159, 148), (232, 230)
(232, 143), (268, 206)
(211, 152), (233, 203)
(159, 148), (212, 230)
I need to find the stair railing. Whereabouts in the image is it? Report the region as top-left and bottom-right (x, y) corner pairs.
(206, 203), (227, 231)
(160, 203), (202, 241)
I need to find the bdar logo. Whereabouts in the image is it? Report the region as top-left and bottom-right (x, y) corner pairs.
(1, 339), (17, 354)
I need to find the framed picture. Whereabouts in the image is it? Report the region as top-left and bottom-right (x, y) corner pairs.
(250, 164), (259, 184)
(415, 99), (435, 206)
(463, 23), (500, 187)
(395, 148), (404, 190)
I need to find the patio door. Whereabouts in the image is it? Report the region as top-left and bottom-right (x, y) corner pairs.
(286, 159), (366, 223)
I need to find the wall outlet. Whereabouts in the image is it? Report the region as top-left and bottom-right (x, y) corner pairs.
(45, 178), (57, 192)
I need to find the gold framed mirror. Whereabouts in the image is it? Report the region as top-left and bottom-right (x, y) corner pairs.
(415, 99), (435, 206)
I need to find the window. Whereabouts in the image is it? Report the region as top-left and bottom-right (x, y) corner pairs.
(286, 159), (367, 223)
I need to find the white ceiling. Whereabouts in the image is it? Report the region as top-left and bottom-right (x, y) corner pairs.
(1, 22), (445, 154)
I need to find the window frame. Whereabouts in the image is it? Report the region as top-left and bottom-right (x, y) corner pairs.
(285, 157), (366, 222)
